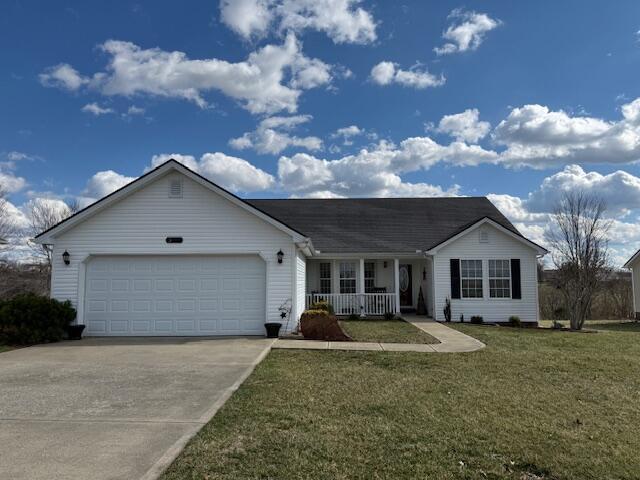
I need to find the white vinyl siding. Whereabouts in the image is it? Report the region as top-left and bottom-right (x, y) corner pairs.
(433, 224), (539, 323)
(295, 250), (306, 322)
(50, 170), (300, 332)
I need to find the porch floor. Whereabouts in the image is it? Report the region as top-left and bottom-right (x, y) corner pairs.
(273, 316), (485, 353)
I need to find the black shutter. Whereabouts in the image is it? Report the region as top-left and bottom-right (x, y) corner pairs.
(511, 259), (521, 299)
(450, 259), (461, 299)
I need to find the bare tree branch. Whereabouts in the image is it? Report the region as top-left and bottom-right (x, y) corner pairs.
(26, 198), (79, 267)
(546, 191), (612, 329)
(0, 185), (16, 248)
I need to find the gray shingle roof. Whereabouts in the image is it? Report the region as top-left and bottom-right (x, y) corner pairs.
(247, 197), (522, 254)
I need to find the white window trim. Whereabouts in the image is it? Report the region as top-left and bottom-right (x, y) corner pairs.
(460, 259), (484, 300)
(488, 259), (512, 300)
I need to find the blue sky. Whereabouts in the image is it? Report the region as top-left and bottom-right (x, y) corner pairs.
(2, 1), (640, 264)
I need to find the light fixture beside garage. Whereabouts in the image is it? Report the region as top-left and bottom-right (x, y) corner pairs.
(277, 249), (284, 264)
(62, 250), (70, 265)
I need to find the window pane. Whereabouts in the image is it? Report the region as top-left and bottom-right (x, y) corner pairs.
(339, 262), (356, 294)
(489, 260), (511, 298)
(364, 261), (375, 293)
(461, 260), (483, 298)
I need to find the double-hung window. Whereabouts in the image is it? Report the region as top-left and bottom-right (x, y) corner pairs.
(461, 260), (483, 298)
(319, 262), (332, 294)
(489, 259), (511, 298)
(339, 262), (356, 294)
(364, 262), (376, 293)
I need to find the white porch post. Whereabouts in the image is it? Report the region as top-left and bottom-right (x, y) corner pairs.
(358, 258), (365, 317)
(393, 258), (400, 314)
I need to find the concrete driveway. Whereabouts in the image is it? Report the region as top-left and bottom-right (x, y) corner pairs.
(0, 337), (273, 480)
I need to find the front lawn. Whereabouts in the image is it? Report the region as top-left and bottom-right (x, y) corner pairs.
(540, 319), (640, 332)
(338, 319), (440, 344)
(0, 345), (12, 354)
(162, 325), (640, 480)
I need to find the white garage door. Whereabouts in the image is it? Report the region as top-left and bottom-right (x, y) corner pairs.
(84, 255), (266, 336)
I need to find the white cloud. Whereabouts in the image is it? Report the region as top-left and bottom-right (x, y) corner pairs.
(219, 0), (272, 39)
(435, 108), (490, 143)
(525, 165), (640, 216)
(125, 105), (145, 116)
(370, 61), (445, 89)
(150, 153), (275, 192)
(0, 155), (27, 193)
(39, 63), (88, 90)
(230, 115), (322, 154)
(219, 0), (377, 44)
(493, 101), (640, 168)
(42, 33), (332, 115)
(82, 170), (136, 199)
(332, 125), (362, 139)
(199, 152), (275, 192)
(434, 8), (502, 55)
(276, 135), (494, 198)
(81, 102), (114, 116)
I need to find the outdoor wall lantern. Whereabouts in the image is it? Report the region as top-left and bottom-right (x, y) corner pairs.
(423, 267), (427, 280)
(277, 249), (284, 264)
(62, 250), (70, 265)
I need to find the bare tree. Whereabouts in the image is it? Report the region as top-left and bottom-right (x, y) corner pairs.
(546, 192), (611, 330)
(0, 185), (15, 246)
(26, 198), (80, 267)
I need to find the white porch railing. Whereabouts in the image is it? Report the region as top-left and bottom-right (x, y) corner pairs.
(305, 293), (397, 316)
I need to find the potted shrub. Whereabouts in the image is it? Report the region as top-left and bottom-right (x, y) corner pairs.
(65, 324), (86, 340)
(264, 322), (282, 338)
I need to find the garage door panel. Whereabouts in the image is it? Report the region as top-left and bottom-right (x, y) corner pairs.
(84, 255), (265, 336)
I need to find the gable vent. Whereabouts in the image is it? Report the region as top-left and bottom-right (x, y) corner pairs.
(168, 179), (183, 198)
(479, 230), (489, 243)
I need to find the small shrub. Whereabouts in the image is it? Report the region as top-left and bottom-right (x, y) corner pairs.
(552, 320), (564, 330)
(470, 315), (483, 324)
(0, 294), (76, 345)
(347, 313), (360, 321)
(300, 309), (350, 341)
(443, 297), (451, 322)
(460, 314), (464, 323)
(383, 311), (395, 321)
(508, 316), (522, 327)
(310, 300), (334, 315)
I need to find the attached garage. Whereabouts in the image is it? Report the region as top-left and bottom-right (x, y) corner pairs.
(84, 255), (266, 336)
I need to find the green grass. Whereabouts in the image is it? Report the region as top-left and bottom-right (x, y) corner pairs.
(162, 325), (640, 480)
(0, 345), (12, 354)
(540, 319), (640, 332)
(338, 319), (440, 344)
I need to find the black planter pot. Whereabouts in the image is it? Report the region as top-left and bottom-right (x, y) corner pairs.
(264, 322), (282, 338)
(66, 324), (86, 340)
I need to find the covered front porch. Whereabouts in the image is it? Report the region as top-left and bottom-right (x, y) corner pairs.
(305, 256), (434, 317)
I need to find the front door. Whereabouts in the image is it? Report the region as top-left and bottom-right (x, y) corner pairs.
(399, 264), (412, 307)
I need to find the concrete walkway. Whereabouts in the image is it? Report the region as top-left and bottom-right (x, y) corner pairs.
(273, 316), (485, 353)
